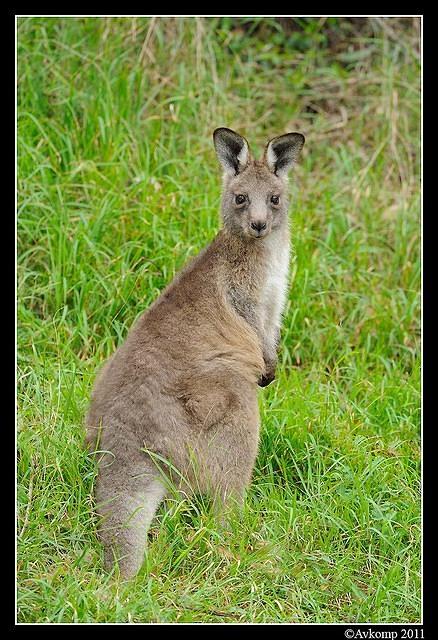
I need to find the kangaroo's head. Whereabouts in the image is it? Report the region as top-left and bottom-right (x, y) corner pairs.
(213, 127), (305, 240)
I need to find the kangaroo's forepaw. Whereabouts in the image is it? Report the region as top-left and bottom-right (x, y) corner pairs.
(258, 371), (275, 387)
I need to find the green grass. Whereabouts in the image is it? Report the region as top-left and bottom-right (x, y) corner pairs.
(17, 17), (421, 623)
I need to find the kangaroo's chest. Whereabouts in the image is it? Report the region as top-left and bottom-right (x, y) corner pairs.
(259, 238), (290, 333)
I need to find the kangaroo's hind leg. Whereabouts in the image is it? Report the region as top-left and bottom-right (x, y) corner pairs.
(95, 451), (167, 578)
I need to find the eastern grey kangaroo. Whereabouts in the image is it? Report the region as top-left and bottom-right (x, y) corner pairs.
(86, 128), (305, 577)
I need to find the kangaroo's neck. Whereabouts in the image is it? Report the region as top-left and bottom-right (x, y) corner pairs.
(219, 224), (291, 339)
(220, 224), (290, 286)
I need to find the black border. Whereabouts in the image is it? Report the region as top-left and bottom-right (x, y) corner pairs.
(11, 10), (428, 635)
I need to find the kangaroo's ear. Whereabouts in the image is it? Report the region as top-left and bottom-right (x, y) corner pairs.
(213, 127), (250, 176)
(265, 132), (305, 177)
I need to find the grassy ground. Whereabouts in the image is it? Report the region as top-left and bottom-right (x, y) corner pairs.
(17, 17), (421, 623)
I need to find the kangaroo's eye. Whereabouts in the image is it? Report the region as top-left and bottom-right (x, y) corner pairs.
(271, 195), (280, 205)
(235, 194), (246, 205)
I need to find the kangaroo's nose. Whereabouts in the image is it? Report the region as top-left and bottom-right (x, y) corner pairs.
(250, 221), (267, 232)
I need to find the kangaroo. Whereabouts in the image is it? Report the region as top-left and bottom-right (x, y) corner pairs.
(86, 127), (305, 578)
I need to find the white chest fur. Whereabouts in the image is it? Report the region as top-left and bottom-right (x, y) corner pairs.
(260, 233), (291, 342)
